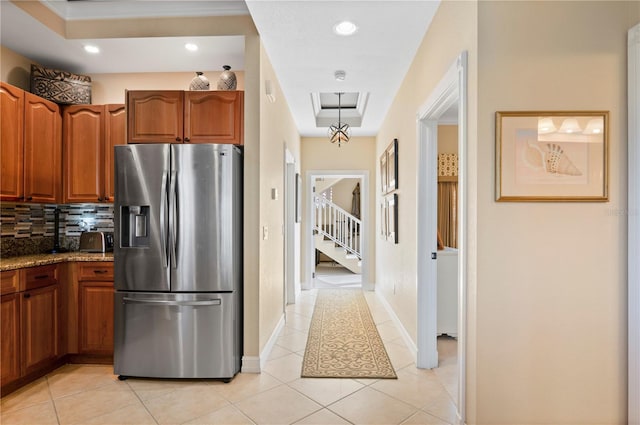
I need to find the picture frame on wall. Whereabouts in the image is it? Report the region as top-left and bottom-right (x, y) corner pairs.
(386, 193), (398, 244)
(386, 138), (398, 192)
(380, 200), (388, 238)
(380, 150), (388, 194)
(496, 111), (609, 202)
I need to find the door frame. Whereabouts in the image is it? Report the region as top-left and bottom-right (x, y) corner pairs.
(416, 51), (468, 423)
(305, 170), (371, 291)
(284, 148), (297, 305)
(628, 22), (639, 425)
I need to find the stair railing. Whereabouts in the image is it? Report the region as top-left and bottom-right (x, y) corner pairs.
(313, 195), (362, 259)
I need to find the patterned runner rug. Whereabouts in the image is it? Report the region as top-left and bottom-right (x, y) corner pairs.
(301, 289), (397, 379)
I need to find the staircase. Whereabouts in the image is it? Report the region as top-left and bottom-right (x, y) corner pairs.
(313, 195), (362, 274)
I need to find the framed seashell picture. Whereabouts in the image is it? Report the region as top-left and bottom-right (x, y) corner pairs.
(496, 111), (609, 201)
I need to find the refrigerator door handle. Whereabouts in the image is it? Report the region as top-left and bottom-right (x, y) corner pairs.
(122, 297), (222, 306)
(160, 171), (169, 267)
(169, 171), (177, 269)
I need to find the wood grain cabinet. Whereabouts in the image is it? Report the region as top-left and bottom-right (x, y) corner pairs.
(127, 90), (244, 145)
(0, 82), (62, 203)
(1, 270), (21, 387)
(22, 282), (60, 375)
(0, 265), (61, 391)
(1, 292), (21, 386)
(62, 104), (125, 203)
(77, 263), (114, 355)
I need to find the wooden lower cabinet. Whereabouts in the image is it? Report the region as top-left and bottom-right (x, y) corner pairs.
(0, 265), (61, 393)
(76, 262), (114, 356)
(1, 293), (21, 386)
(22, 284), (60, 375)
(78, 282), (114, 354)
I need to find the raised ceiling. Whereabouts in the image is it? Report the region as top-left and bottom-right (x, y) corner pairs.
(0, 0), (443, 137)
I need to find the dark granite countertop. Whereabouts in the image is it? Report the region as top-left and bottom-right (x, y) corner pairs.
(0, 252), (114, 271)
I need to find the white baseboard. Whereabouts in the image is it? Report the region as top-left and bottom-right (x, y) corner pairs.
(241, 313), (286, 374)
(375, 291), (418, 360)
(241, 356), (261, 373)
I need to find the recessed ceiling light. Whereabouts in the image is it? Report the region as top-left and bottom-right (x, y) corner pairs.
(334, 21), (358, 36)
(83, 45), (100, 54)
(185, 43), (198, 52)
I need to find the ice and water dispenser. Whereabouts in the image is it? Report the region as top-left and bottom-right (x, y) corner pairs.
(120, 206), (150, 247)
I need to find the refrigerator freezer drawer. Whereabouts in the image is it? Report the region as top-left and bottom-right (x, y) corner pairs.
(114, 292), (241, 379)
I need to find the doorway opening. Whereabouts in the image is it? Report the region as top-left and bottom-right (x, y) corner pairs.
(305, 170), (371, 291)
(416, 52), (468, 423)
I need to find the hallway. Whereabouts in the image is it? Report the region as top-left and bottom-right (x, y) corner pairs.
(0, 290), (457, 425)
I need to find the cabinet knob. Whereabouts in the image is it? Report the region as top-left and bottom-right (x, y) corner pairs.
(98, 197), (103, 202)
(184, 137), (190, 143)
(26, 196), (33, 201)
(23, 293), (31, 299)
(175, 137), (181, 142)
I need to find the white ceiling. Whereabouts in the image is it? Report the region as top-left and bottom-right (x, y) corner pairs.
(0, 0), (443, 137)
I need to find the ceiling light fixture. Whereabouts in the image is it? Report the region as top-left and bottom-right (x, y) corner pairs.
(334, 20), (358, 36)
(185, 43), (199, 52)
(334, 70), (346, 82)
(83, 45), (100, 54)
(328, 92), (350, 147)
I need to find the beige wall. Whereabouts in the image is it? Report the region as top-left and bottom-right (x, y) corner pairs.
(474, 2), (638, 423)
(301, 137), (376, 285)
(257, 41), (301, 352)
(1, 46), (33, 90)
(327, 178), (360, 214)
(437, 125), (458, 155)
(90, 72), (244, 104)
(375, 1), (478, 416)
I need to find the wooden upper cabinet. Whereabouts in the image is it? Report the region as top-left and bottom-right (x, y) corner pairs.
(0, 82), (25, 201)
(104, 104), (126, 202)
(24, 92), (62, 203)
(185, 91), (244, 144)
(63, 104), (125, 203)
(127, 90), (243, 145)
(0, 82), (62, 204)
(63, 105), (104, 203)
(126, 91), (183, 144)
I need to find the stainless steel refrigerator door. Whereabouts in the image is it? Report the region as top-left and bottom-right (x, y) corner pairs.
(170, 144), (242, 292)
(114, 144), (170, 292)
(113, 292), (240, 378)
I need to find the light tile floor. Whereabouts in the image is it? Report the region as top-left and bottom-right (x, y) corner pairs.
(0, 289), (458, 425)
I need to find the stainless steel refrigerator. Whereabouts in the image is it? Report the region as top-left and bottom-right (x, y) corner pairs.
(113, 143), (242, 381)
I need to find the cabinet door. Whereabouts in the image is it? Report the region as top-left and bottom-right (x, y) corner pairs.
(78, 281), (114, 354)
(22, 284), (59, 375)
(127, 91), (183, 144)
(24, 92), (61, 203)
(184, 91), (244, 144)
(63, 105), (104, 203)
(1, 293), (21, 385)
(104, 104), (126, 202)
(0, 82), (25, 201)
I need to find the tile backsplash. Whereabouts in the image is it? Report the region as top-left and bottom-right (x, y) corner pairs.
(0, 203), (114, 258)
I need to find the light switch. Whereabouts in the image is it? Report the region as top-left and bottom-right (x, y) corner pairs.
(271, 188), (278, 200)
(263, 226), (269, 240)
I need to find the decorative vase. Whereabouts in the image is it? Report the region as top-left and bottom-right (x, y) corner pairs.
(189, 72), (210, 90)
(217, 65), (237, 90)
